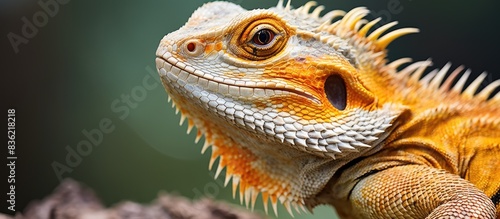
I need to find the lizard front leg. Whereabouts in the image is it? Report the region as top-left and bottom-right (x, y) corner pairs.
(349, 165), (496, 218)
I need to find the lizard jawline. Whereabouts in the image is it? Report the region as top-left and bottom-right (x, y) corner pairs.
(156, 55), (320, 103)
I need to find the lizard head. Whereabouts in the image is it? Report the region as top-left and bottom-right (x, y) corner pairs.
(155, 0), (416, 214)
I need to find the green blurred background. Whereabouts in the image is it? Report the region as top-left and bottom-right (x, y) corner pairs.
(1, 0), (499, 218)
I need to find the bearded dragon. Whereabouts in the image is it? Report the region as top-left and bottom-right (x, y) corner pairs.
(155, 1), (500, 218)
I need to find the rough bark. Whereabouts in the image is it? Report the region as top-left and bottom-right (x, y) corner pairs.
(1, 179), (264, 219)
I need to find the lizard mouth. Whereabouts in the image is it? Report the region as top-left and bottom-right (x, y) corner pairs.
(156, 54), (320, 103)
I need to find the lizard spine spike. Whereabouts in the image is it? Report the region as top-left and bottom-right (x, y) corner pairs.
(493, 92), (500, 102)
(377, 28), (419, 49)
(387, 57), (413, 70)
(340, 7), (368, 29)
(286, 0), (292, 10)
(477, 80), (500, 100)
(250, 187), (259, 211)
(367, 21), (398, 41)
(271, 197), (279, 216)
(214, 162), (224, 179)
(201, 140), (211, 154)
(314, 6), (417, 52)
(293, 202), (302, 215)
(429, 63), (450, 89)
(277, 0), (283, 8)
(463, 73), (487, 98)
(403, 63), (500, 102)
(194, 130), (202, 144)
(186, 121), (194, 134)
(311, 5), (324, 18)
(410, 59), (433, 82)
(358, 17), (381, 37)
(319, 10), (345, 25)
(298, 1), (317, 15)
(439, 65), (464, 92)
(179, 114), (186, 126)
(419, 69), (438, 86)
(353, 19), (367, 32)
(283, 201), (294, 217)
(239, 183), (245, 205)
(231, 176), (239, 199)
(208, 149), (218, 170)
(262, 192), (269, 214)
(223, 172), (232, 187)
(452, 69), (472, 93)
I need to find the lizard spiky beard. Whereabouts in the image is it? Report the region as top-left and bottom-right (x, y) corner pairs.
(156, 1), (500, 218)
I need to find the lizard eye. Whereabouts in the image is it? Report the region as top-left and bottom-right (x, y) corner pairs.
(245, 24), (282, 54)
(252, 29), (275, 46)
(229, 17), (290, 61)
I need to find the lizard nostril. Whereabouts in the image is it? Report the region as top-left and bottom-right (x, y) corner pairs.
(324, 74), (347, 110)
(183, 39), (204, 56)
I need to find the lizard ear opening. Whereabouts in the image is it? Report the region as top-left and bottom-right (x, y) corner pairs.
(324, 74), (347, 110)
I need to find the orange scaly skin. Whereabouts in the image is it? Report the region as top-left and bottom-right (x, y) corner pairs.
(155, 1), (500, 218)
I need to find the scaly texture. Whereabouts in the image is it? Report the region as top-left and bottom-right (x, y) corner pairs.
(155, 1), (500, 218)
